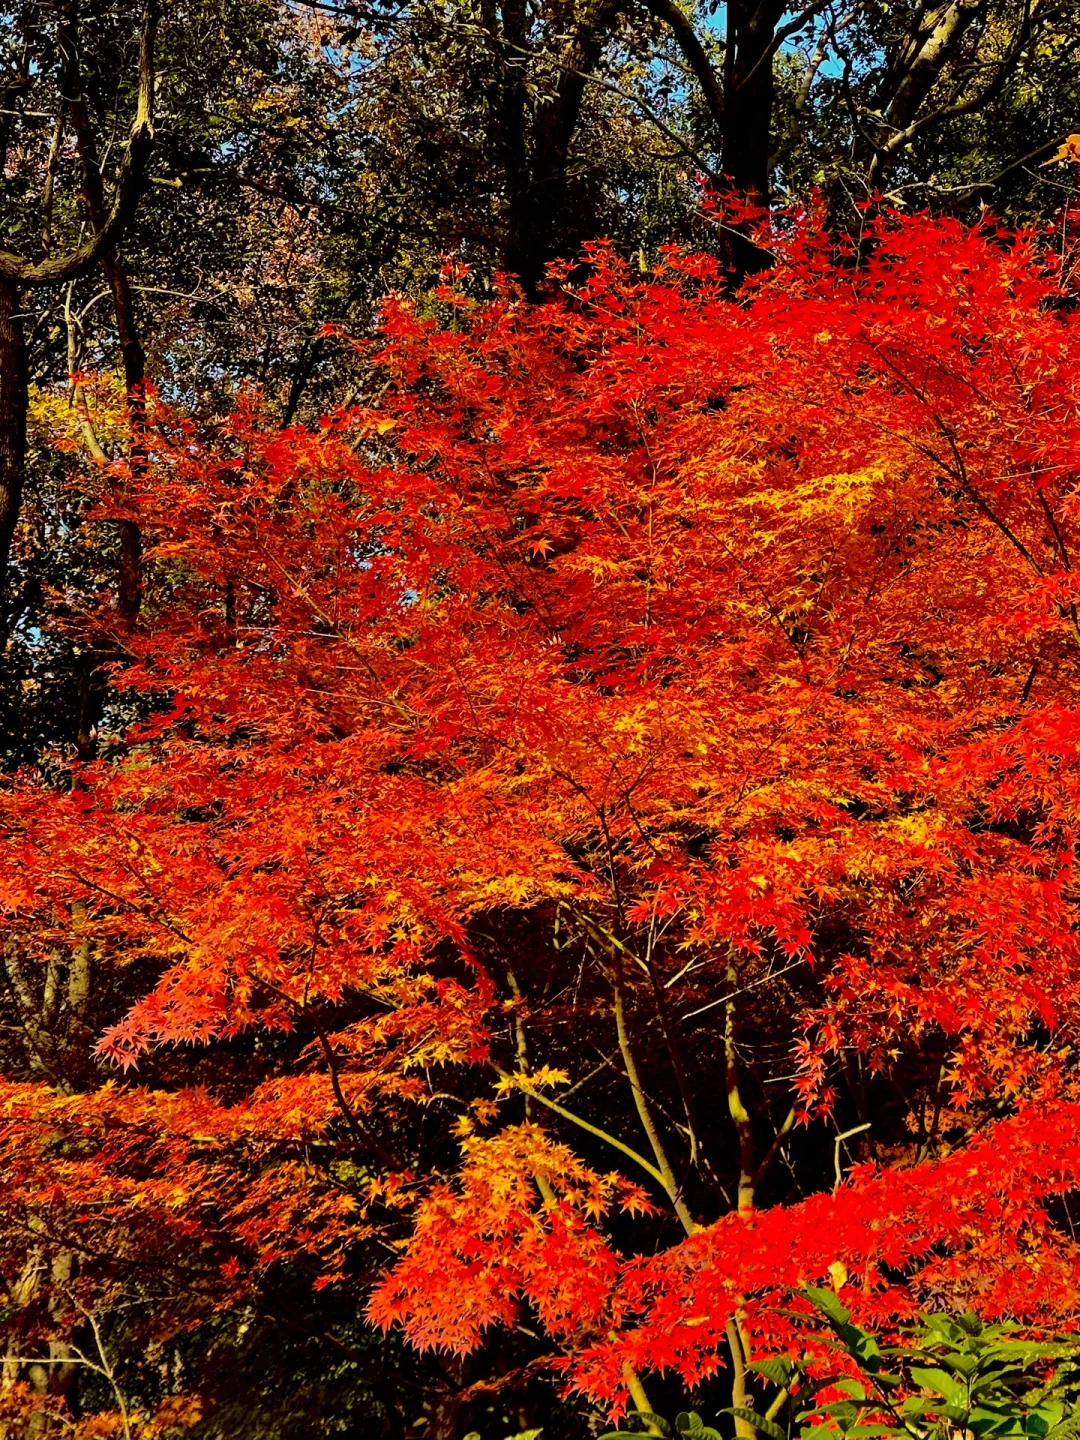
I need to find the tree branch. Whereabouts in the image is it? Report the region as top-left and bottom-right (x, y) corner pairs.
(646, 0), (726, 129)
(0, 0), (156, 286)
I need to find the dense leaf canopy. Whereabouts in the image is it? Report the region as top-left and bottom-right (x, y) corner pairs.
(3, 1), (1080, 1435)
(6, 207), (1080, 1434)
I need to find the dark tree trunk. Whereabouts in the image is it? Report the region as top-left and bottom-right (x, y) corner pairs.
(649, 0), (780, 283)
(0, 0), (153, 606)
(494, 0), (532, 289)
(502, 0), (619, 296)
(104, 256), (146, 410)
(103, 255), (145, 623)
(66, 0), (147, 621)
(721, 0), (779, 280)
(723, 4), (774, 205)
(0, 278), (27, 582)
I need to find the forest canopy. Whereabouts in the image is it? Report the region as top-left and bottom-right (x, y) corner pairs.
(1, 3), (1080, 1439)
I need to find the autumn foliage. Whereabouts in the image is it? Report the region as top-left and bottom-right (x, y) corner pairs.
(6, 208), (1080, 1431)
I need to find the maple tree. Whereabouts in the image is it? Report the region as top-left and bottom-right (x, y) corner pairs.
(5, 203), (1080, 1434)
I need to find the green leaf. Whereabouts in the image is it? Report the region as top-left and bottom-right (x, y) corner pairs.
(910, 1366), (968, 1405)
(822, 1402), (860, 1431)
(836, 1323), (882, 1372)
(673, 1418), (721, 1440)
(633, 1416), (672, 1437)
(831, 1381), (867, 1401)
(597, 1420), (670, 1440)
(717, 1406), (787, 1440)
(1028, 1403), (1068, 1435)
(921, 1315), (968, 1346)
(968, 1417), (1024, 1440)
(898, 1400), (932, 1420)
(752, 1357), (795, 1388)
(804, 1286), (852, 1327)
(948, 1353), (980, 1378)
(791, 1380), (852, 1423)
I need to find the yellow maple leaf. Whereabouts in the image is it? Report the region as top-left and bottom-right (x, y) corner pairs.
(1041, 134), (1080, 166)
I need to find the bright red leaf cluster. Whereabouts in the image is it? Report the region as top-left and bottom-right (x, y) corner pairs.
(5, 208), (1080, 1421)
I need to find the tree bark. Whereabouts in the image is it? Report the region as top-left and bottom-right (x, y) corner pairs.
(491, 0), (531, 287)
(105, 250), (145, 626)
(725, 963), (758, 1213)
(0, 0), (154, 599)
(726, 1316), (757, 1438)
(0, 279), (27, 583)
(720, 0), (784, 278)
(864, 0), (986, 181)
(723, 0), (777, 207)
(649, 0), (781, 280)
(502, 0), (621, 295)
(880, 0), (985, 134)
(65, 0), (148, 621)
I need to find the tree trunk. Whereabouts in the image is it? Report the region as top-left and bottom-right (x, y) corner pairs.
(0, 278), (27, 585)
(863, 0), (985, 182)
(652, 0), (780, 281)
(1, 909), (95, 1436)
(721, 0), (778, 279)
(502, 0), (619, 296)
(66, 0), (147, 621)
(103, 253), (145, 624)
(723, 4), (773, 205)
(493, 0), (532, 288)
